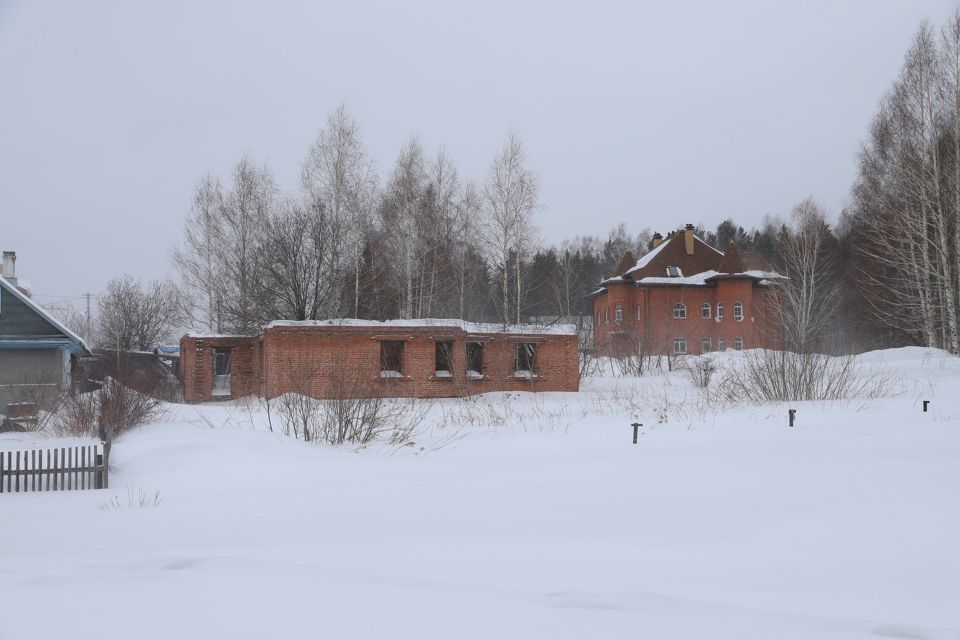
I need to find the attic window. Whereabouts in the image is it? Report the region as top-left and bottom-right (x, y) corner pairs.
(666, 266), (682, 278)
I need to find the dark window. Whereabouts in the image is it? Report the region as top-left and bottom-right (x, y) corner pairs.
(666, 266), (682, 277)
(214, 348), (231, 376)
(515, 342), (537, 373)
(435, 340), (453, 375)
(466, 341), (484, 376)
(380, 341), (404, 375)
(213, 347), (232, 396)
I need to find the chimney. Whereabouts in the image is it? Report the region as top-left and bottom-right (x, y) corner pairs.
(684, 224), (695, 256)
(651, 232), (663, 249)
(1, 251), (15, 285)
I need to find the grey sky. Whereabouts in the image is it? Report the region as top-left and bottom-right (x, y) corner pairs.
(0, 0), (955, 305)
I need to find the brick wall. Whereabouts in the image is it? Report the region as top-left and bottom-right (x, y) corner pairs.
(179, 335), (258, 402)
(180, 325), (579, 402)
(593, 278), (781, 356)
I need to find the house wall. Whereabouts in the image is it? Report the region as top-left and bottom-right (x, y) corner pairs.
(0, 348), (64, 411)
(180, 325), (579, 402)
(593, 279), (779, 356)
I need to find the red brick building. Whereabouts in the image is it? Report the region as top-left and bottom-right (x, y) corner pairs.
(180, 319), (579, 402)
(591, 225), (783, 357)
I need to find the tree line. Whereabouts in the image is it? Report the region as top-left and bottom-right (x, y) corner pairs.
(86, 10), (960, 357)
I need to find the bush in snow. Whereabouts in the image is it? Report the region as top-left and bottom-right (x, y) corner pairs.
(52, 377), (164, 438)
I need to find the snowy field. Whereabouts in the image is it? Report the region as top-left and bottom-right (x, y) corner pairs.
(2, 347), (959, 640)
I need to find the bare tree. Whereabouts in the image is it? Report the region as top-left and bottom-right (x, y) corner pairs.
(174, 173), (224, 331)
(482, 131), (540, 324)
(775, 199), (839, 353)
(98, 276), (183, 351)
(301, 103), (377, 318)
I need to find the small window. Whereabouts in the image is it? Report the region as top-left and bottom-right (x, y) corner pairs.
(701, 337), (711, 353)
(717, 336), (725, 351)
(666, 266), (682, 277)
(734, 336), (743, 350)
(466, 341), (484, 378)
(604, 308), (609, 324)
(515, 342), (537, 375)
(673, 303), (687, 319)
(637, 304), (642, 320)
(716, 302), (724, 321)
(701, 303), (711, 319)
(614, 305), (623, 325)
(733, 301), (744, 322)
(435, 340), (453, 377)
(380, 340), (404, 377)
(673, 337), (687, 355)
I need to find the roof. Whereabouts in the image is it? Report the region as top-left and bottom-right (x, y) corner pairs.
(592, 230), (785, 296)
(0, 276), (92, 356)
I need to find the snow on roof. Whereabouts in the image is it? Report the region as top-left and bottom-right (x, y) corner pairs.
(184, 319), (578, 339)
(637, 270), (721, 286)
(623, 239), (671, 276)
(0, 276), (92, 355)
(263, 318), (578, 336)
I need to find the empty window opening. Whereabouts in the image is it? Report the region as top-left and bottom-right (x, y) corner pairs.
(673, 303), (687, 319)
(673, 337), (687, 355)
(515, 342), (537, 377)
(213, 347), (232, 397)
(435, 340), (454, 377)
(466, 341), (484, 378)
(380, 341), (404, 377)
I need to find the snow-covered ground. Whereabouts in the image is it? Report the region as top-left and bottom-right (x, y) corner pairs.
(2, 347), (958, 639)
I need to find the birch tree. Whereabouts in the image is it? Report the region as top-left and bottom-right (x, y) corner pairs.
(483, 132), (539, 324)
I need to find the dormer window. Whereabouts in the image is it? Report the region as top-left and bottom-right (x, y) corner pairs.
(666, 266), (682, 278)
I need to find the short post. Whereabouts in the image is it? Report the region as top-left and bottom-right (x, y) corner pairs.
(98, 397), (113, 489)
(631, 422), (642, 444)
(788, 409), (796, 427)
(923, 400), (930, 413)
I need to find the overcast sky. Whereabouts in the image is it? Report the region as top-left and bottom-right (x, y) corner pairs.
(0, 0), (955, 305)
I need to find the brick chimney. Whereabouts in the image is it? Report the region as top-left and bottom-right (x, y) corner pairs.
(651, 232), (663, 249)
(1, 251), (15, 286)
(684, 224), (695, 256)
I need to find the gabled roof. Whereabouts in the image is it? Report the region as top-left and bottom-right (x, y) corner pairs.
(622, 231), (723, 279)
(0, 276), (92, 356)
(591, 229), (785, 296)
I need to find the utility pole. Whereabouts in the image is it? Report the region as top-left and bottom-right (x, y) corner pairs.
(84, 292), (91, 340)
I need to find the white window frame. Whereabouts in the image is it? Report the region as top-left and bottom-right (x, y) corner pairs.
(733, 301), (744, 322)
(615, 304), (622, 325)
(673, 302), (687, 319)
(604, 307), (609, 324)
(734, 336), (743, 350)
(717, 336), (725, 351)
(673, 337), (687, 355)
(716, 302), (724, 321)
(701, 303), (711, 319)
(701, 337), (711, 353)
(637, 304), (642, 320)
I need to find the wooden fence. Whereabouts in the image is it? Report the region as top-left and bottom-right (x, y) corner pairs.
(0, 444), (108, 493)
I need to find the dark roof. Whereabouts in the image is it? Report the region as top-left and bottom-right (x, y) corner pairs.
(624, 231), (723, 279)
(716, 242), (746, 273)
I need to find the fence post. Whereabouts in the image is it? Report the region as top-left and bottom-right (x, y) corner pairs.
(788, 409), (796, 427)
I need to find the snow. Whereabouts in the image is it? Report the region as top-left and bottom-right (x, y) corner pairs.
(638, 269), (721, 286)
(624, 238), (671, 275)
(1, 347), (959, 639)
(264, 318), (578, 335)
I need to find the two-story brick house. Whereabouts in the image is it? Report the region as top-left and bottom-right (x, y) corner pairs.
(590, 225), (783, 357)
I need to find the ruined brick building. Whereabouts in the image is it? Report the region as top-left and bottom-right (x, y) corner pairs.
(591, 225), (783, 357)
(180, 319), (579, 402)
